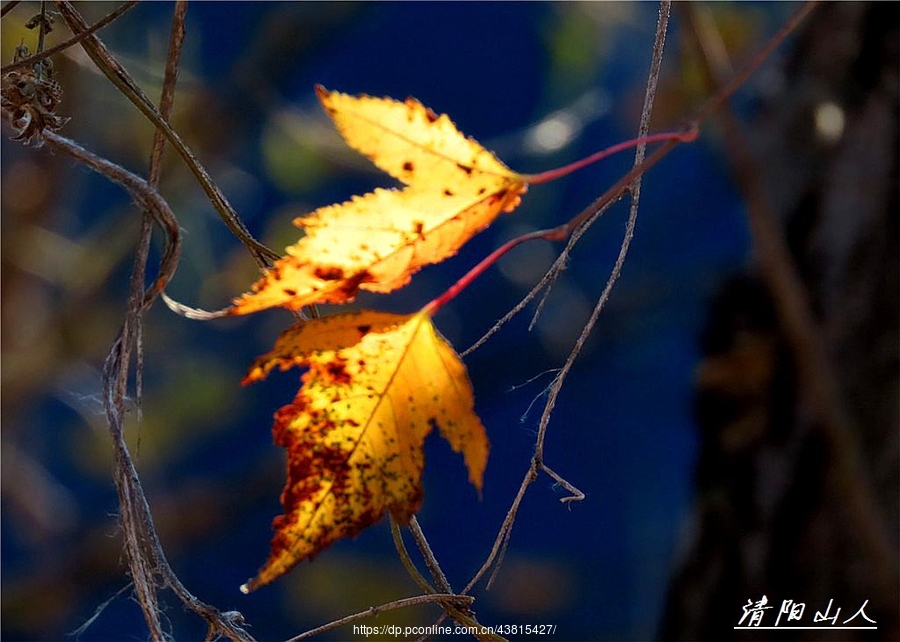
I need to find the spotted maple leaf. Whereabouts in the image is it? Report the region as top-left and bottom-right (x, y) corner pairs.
(240, 309), (488, 592)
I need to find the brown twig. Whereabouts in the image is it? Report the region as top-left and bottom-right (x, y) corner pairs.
(34, 1), (48, 57)
(24, 127), (182, 640)
(390, 517), (503, 641)
(533, 0), (669, 454)
(128, 0), (186, 424)
(463, 463), (537, 593)
(407, 516), (453, 595)
(462, 1), (672, 594)
(403, 518), (505, 641)
(284, 593), (475, 642)
(33, 128), (181, 297)
(2, 4), (258, 639)
(459, 2), (819, 589)
(39, 126), (188, 642)
(462, 204), (606, 356)
(390, 517), (439, 596)
(1, 1), (22, 18)
(690, 0), (820, 125)
(0, 1), (139, 74)
(125, 5), (252, 640)
(53, 0), (279, 270)
(467, 0), (832, 628)
(147, 1), (185, 188)
(464, 2), (820, 358)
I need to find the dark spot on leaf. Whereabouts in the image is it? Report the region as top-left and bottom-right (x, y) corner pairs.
(337, 270), (371, 298)
(443, 188), (454, 196)
(412, 221), (425, 237)
(322, 355), (352, 385)
(314, 266), (344, 281)
(425, 108), (439, 123)
(456, 163), (473, 175)
(403, 161), (414, 172)
(357, 324), (372, 335)
(477, 187), (486, 195)
(283, 287), (298, 297)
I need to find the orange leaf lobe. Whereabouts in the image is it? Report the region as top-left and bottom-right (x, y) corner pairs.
(240, 310), (488, 592)
(229, 88), (527, 316)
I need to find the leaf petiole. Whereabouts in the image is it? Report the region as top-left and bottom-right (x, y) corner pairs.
(422, 130), (686, 317)
(519, 125), (698, 185)
(421, 225), (568, 316)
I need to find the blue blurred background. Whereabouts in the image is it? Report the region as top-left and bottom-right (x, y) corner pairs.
(2, 3), (799, 640)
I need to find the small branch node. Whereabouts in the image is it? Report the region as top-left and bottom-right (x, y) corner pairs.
(540, 464), (585, 504)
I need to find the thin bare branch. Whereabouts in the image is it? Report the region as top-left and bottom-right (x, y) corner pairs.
(462, 3), (817, 591)
(13, 126), (251, 642)
(541, 464), (586, 503)
(4, 6), (257, 639)
(463, 464), (537, 594)
(402, 518), (505, 641)
(20, 126), (183, 640)
(147, 1), (186, 187)
(390, 517), (438, 596)
(691, 0), (819, 124)
(1, 1), (138, 74)
(35, 128), (181, 298)
(35, 1), (48, 56)
(129, 0), (186, 423)
(285, 594), (475, 642)
(134, 6), (252, 639)
(527, 206), (604, 331)
(53, 0), (279, 269)
(467, 3), (819, 359)
(407, 516), (453, 595)
(464, 0), (672, 596)
(461, 135), (685, 355)
(534, 0), (669, 451)
(1, 1), (22, 18)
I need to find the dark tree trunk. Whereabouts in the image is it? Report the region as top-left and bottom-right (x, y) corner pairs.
(661, 4), (899, 640)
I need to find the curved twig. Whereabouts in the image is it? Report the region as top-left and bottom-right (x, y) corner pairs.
(0, 1), (139, 74)
(462, 1), (819, 592)
(37, 128), (181, 301)
(285, 594), (475, 642)
(462, 1), (672, 594)
(1, 1), (22, 18)
(2, 4), (258, 638)
(53, 0), (280, 270)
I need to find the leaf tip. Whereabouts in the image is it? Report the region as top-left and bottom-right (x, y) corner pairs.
(240, 370), (261, 387)
(239, 582), (252, 595)
(314, 84), (330, 102)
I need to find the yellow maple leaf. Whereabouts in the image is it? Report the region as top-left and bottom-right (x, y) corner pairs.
(228, 88), (527, 315)
(315, 86), (519, 188)
(240, 310), (488, 592)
